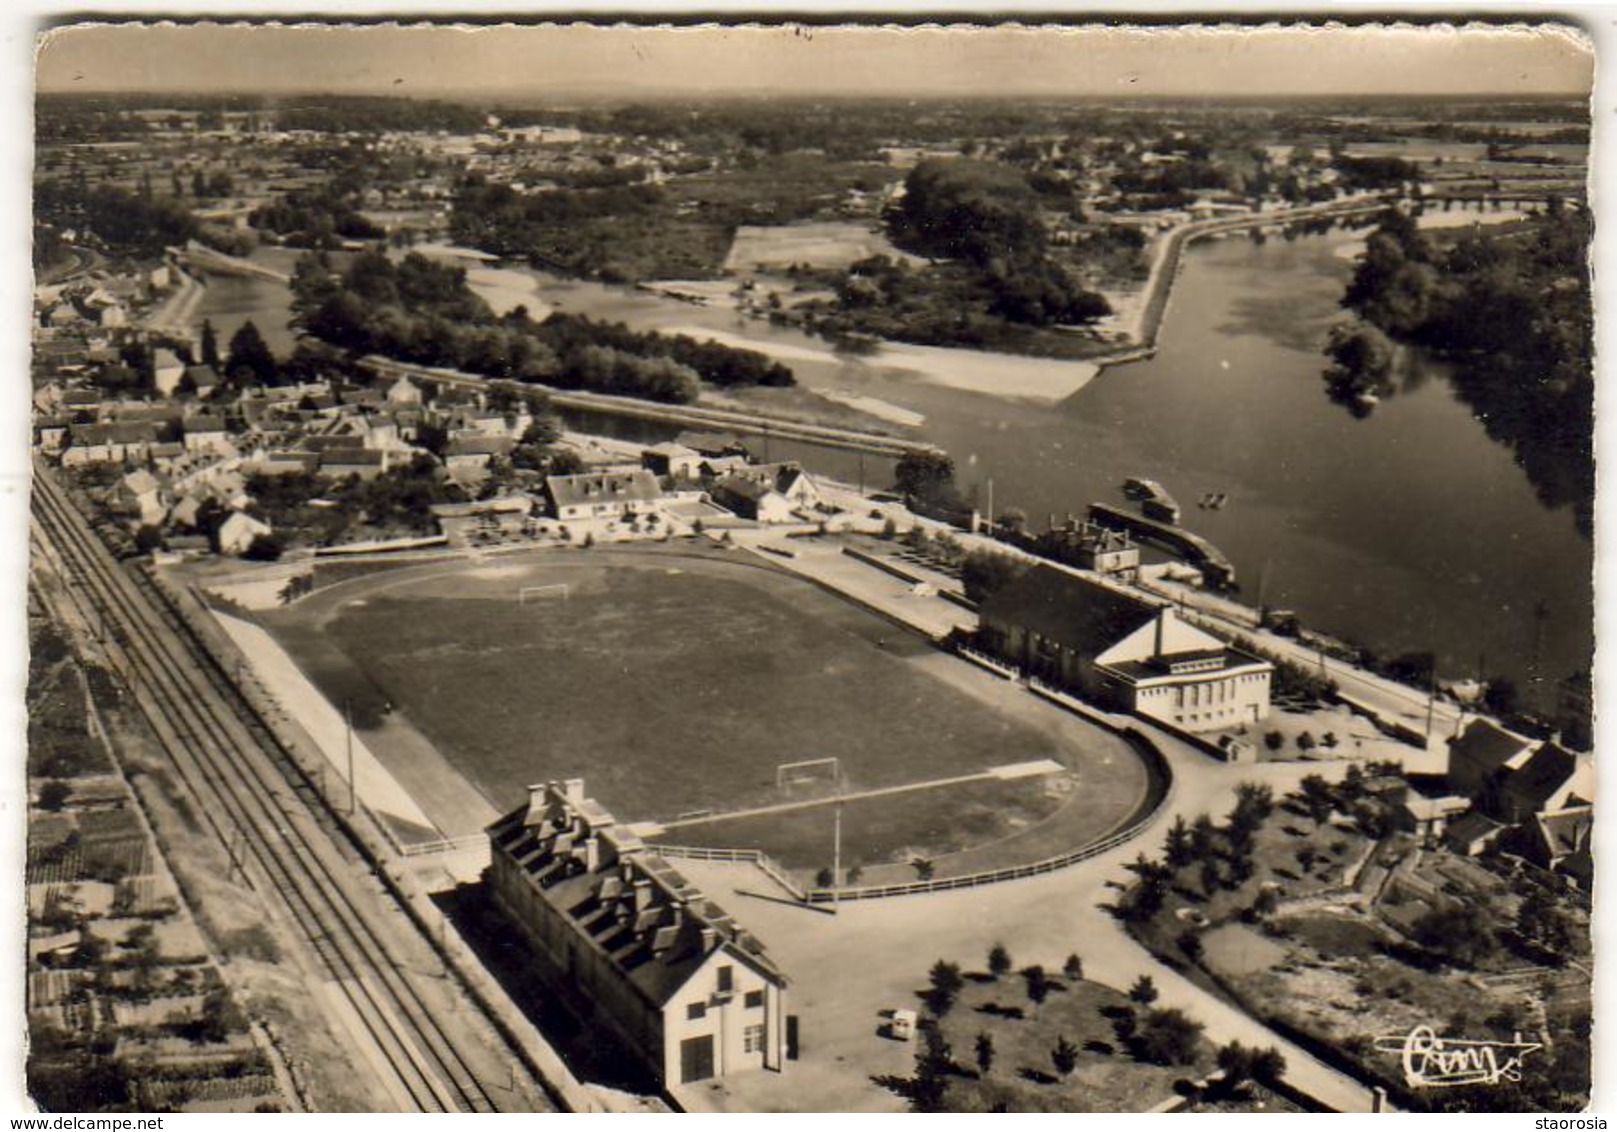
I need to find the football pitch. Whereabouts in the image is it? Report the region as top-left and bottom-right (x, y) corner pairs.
(265, 547), (1149, 869)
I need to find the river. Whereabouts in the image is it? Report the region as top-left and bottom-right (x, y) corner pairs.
(196, 216), (1593, 706)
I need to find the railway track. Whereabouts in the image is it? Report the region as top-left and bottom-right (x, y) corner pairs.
(30, 462), (512, 1113)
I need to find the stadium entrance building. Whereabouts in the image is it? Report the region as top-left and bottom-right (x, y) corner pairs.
(977, 563), (1272, 733)
(487, 780), (788, 1089)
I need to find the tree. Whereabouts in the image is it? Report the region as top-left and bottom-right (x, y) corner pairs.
(1133, 1007), (1204, 1067)
(225, 320), (278, 386)
(974, 1032), (994, 1076)
(815, 867), (835, 889)
(929, 959), (964, 1000)
(1414, 902), (1499, 968)
(243, 533), (284, 562)
(1051, 1036), (1079, 1076)
(1484, 675), (1521, 719)
(1264, 730), (1285, 751)
(961, 548), (1030, 604)
(37, 780), (71, 812)
(1023, 964), (1050, 1004)
(1323, 318), (1397, 409)
(1122, 853), (1174, 922)
(200, 319), (221, 370)
(1200, 857), (1222, 897)
(1190, 814), (1217, 857)
(1516, 889), (1575, 959)
(1164, 814), (1194, 868)
(1298, 774), (1335, 824)
(1063, 954), (1084, 981)
(1128, 974), (1159, 1007)
(987, 943), (1012, 979)
(894, 449), (957, 505)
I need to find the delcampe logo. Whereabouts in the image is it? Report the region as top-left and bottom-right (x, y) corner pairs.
(1374, 1025), (1543, 1089)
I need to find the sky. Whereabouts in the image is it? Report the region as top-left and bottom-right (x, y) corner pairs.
(33, 21), (1594, 100)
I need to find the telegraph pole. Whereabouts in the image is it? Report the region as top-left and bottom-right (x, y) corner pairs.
(345, 700), (356, 816)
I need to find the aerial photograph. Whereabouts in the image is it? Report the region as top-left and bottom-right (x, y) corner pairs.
(21, 17), (1596, 1114)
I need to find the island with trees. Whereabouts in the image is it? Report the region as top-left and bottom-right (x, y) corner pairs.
(1325, 206), (1593, 534)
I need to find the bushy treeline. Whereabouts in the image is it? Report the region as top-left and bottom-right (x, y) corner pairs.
(293, 250), (792, 403)
(36, 180), (199, 259)
(1338, 207), (1593, 532)
(449, 177), (666, 261)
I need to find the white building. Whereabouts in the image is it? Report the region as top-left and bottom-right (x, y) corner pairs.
(487, 780), (788, 1088)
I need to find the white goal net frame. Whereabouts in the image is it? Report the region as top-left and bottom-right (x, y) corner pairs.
(518, 583), (570, 604)
(776, 756), (840, 792)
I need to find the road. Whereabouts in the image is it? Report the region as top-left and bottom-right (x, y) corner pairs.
(30, 461), (554, 1113)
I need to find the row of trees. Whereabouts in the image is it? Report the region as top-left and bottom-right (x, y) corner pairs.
(292, 251), (794, 403)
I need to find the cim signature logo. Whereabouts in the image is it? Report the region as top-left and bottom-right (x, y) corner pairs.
(1374, 1025), (1543, 1089)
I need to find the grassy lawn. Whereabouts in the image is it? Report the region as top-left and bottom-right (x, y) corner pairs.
(930, 974), (1211, 1112)
(652, 774), (1068, 877)
(267, 555), (1056, 825)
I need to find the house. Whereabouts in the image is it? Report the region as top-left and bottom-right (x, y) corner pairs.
(385, 375), (424, 406)
(320, 449), (389, 480)
(1446, 718), (1531, 799)
(711, 475), (796, 524)
(444, 434), (515, 471)
(1036, 520), (1140, 579)
(116, 469), (168, 527)
(217, 511), (272, 556)
(153, 349), (186, 397)
(976, 563), (1272, 734)
(1399, 794), (1471, 845)
(246, 449), (321, 477)
(1444, 810), (1506, 857)
(182, 415), (233, 458)
(1446, 720), (1592, 823)
(544, 471), (662, 521)
(487, 780), (787, 1088)
(62, 421), (158, 466)
(642, 442), (705, 480)
(182, 364), (222, 399)
(1480, 741), (1588, 825)
(35, 415), (71, 454)
(1507, 804), (1593, 884)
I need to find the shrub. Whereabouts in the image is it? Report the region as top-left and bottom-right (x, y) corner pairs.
(1265, 731), (1285, 751)
(37, 780), (72, 812)
(1133, 1007), (1203, 1067)
(987, 943), (1012, 979)
(1023, 964), (1050, 1004)
(1063, 954), (1083, 981)
(1051, 1036), (1079, 1076)
(1129, 975), (1159, 1006)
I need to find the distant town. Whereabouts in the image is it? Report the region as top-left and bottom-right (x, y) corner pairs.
(27, 27), (1594, 1118)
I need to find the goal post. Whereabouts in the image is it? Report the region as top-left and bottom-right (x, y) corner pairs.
(776, 756), (840, 792)
(518, 583), (570, 604)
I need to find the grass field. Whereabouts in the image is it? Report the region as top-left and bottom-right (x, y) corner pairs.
(264, 550), (1135, 865)
(657, 775), (1065, 877)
